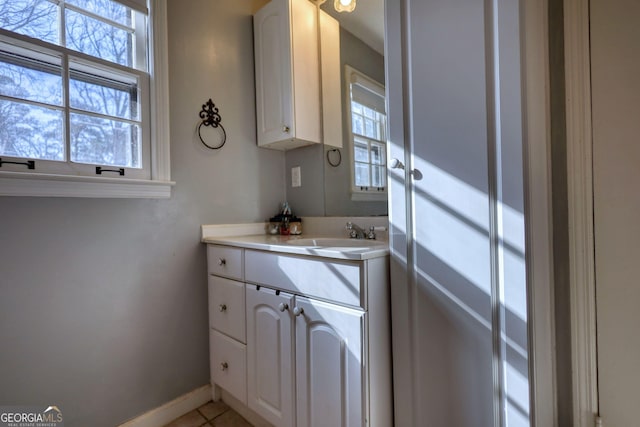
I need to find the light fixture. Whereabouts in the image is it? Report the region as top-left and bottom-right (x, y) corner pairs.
(334, 0), (356, 13)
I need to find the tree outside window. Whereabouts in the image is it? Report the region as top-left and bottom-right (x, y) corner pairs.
(0, 0), (149, 177)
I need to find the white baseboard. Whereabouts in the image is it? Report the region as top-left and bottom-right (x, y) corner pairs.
(119, 385), (212, 427)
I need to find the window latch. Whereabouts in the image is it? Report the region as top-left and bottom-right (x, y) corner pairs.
(96, 167), (125, 176)
(0, 158), (35, 170)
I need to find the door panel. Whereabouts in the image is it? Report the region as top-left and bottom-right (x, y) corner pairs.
(246, 285), (295, 427)
(400, 0), (494, 423)
(294, 296), (365, 427)
(386, 0), (529, 425)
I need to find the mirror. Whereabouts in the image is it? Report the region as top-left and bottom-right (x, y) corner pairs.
(284, 0), (387, 217)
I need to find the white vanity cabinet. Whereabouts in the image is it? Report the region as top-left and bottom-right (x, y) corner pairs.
(246, 286), (366, 427)
(207, 244), (391, 427)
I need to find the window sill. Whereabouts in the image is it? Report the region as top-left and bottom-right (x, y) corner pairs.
(351, 192), (387, 202)
(0, 171), (174, 198)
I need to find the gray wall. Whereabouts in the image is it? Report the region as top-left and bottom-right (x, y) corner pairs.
(0, 1), (284, 426)
(284, 28), (388, 217)
(284, 144), (325, 217)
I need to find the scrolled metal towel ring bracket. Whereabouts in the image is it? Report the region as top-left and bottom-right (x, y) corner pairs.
(198, 99), (226, 150)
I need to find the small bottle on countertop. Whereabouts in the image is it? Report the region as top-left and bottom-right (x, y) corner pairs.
(280, 216), (290, 235)
(289, 217), (302, 235)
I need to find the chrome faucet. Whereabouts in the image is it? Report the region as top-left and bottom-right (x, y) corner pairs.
(346, 222), (376, 239)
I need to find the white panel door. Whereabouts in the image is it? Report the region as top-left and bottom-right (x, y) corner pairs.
(246, 285), (295, 427)
(294, 296), (365, 427)
(385, 0), (530, 425)
(591, 0), (640, 424)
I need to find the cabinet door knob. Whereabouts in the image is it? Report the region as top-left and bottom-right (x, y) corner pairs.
(282, 125), (290, 133)
(278, 303), (289, 312)
(218, 258), (226, 266)
(219, 304), (227, 312)
(220, 362), (228, 371)
(293, 306), (304, 317)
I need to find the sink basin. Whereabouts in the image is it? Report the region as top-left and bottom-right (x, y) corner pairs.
(285, 237), (385, 248)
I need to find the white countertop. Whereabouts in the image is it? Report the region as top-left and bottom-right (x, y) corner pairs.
(202, 234), (389, 260)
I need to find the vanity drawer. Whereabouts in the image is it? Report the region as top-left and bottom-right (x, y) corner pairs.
(210, 329), (247, 405)
(207, 245), (243, 280)
(208, 276), (246, 342)
(245, 250), (364, 308)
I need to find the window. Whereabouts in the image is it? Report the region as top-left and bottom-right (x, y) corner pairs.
(0, 0), (171, 197)
(345, 65), (386, 201)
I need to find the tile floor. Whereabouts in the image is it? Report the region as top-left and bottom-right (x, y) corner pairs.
(163, 401), (252, 427)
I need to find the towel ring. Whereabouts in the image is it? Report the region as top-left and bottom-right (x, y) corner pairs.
(326, 148), (342, 167)
(198, 99), (226, 150)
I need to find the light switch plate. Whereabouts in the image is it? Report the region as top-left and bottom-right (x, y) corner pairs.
(292, 166), (301, 187)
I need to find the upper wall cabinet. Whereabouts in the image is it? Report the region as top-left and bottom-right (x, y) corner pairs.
(319, 10), (342, 149)
(254, 0), (340, 150)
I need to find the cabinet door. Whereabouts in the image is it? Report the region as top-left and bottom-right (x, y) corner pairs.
(246, 285), (295, 427)
(254, 0), (294, 147)
(254, 0), (320, 149)
(319, 10), (342, 149)
(294, 296), (365, 427)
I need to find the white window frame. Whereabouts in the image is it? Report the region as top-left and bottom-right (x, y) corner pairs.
(344, 65), (387, 202)
(0, 0), (172, 198)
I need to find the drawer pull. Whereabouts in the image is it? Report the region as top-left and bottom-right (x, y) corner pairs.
(220, 362), (228, 371)
(278, 303), (289, 312)
(293, 306), (304, 317)
(218, 258), (226, 266)
(219, 304), (227, 312)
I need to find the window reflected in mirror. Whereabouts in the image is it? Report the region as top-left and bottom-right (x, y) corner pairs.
(346, 65), (387, 200)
